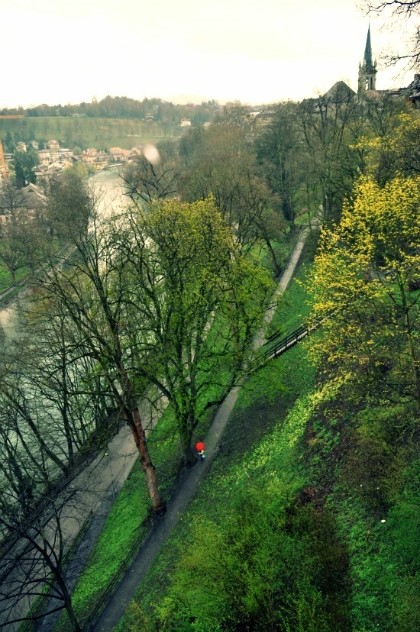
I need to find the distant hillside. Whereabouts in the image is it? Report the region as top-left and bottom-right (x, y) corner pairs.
(0, 95), (221, 121)
(0, 96), (221, 151)
(0, 117), (184, 151)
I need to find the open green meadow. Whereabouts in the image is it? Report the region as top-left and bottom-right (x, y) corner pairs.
(0, 117), (182, 151)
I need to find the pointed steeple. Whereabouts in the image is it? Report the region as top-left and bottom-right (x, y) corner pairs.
(358, 26), (377, 94)
(364, 26), (374, 71)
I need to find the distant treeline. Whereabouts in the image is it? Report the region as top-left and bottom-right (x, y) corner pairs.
(0, 96), (222, 125)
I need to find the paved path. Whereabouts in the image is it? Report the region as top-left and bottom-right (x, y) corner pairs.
(1, 427), (138, 631)
(93, 227), (311, 631)
(1, 393), (164, 630)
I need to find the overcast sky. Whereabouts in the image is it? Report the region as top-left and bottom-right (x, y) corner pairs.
(1, 0), (415, 108)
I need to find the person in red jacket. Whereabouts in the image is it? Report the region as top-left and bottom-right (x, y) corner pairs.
(195, 441), (206, 461)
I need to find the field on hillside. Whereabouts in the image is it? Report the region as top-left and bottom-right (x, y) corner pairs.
(0, 117), (182, 150)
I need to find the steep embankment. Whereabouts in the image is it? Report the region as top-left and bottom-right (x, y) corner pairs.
(113, 230), (418, 632)
(111, 235), (346, 632)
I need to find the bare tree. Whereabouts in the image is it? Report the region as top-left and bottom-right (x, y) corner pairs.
(364, 1), (420, 68)
(37, 216), (165, 514)
(122, 142), (179, 206)
(0, 482), (84, 631)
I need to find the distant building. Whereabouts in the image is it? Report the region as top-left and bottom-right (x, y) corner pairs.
(109, 147), (131, 162)
(0, 182), (47, 225)
(47, 139), (60, 150)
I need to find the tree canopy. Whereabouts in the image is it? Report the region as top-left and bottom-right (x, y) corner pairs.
(306, 174), (420, 409)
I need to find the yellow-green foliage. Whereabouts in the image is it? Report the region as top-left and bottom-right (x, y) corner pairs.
(306, 174), (420, 406)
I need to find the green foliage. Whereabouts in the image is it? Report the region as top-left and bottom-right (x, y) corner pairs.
(356, 111), (420, 184)
(0, 261), (28, 292)
(47, 166), (92, 243)
(305, 393), (420, 632)
(13, 148), (39, 187)
(155, 487), (332, 632)
(122, 197), (273, 461)
(306, 174), (420, 408)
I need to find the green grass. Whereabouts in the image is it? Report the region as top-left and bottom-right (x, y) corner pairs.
(0, 117), (182, 151)
(266, 230), (319, 338)
(317, 401), (420, 632)
(114, 350), (318, 631)
(0, 263), (29, 294)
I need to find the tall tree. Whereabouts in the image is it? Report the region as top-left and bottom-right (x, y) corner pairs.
(256, 102), (305, 225)
(359, 112), (420, 185)
(297, 86), (361, 222)
(38, 215), (165, 513)
(179, 123), (281, 257)
(13, 149), (39, 188)
(122, 142), (179, 205)
(47, 166), (93, 244)
(306, 175), (420, 409)
(118, 198), (273, 463)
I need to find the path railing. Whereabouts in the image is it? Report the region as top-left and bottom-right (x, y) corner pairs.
(262, 310), (335, 360)
(262, 325), (310, 359)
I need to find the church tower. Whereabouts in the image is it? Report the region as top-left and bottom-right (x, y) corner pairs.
(358, 26), (377, 94)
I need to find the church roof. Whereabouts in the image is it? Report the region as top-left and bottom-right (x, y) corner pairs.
(324, 81), (356, 103)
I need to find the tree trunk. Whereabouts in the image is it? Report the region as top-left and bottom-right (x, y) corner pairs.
(53, 577), (81, 632)
(128, 407), (166, 514)
(179, 409), (197, 467)
(264, 236), (282, 277)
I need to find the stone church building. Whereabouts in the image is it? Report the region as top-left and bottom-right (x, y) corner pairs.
(357, 26), (420, 107)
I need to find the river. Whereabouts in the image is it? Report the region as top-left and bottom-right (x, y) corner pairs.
(0, 168), (129, 342)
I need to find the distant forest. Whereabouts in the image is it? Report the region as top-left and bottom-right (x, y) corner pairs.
(0, 95), (224, 125)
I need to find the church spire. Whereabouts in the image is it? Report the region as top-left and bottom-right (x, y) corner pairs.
(364, 26), (374, 71)
(358, 26), (377, 94)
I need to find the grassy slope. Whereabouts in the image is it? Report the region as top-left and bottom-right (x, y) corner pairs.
(52, 236), (310, 629)
(114, 228), (419, 632)
(0, 265), (28, 294)
(113, 239), (326, 630)
(53, 253), (279, 628)
(56, 228), (418, 630)
(0, 118), (181, 151)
